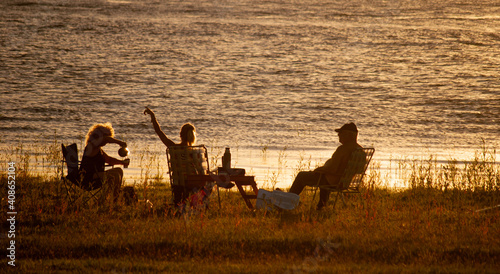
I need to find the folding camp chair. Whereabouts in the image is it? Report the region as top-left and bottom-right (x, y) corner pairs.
(61, 143), (103, 206)
(166, 145), (221, 209)
(312, 148), (375, 209)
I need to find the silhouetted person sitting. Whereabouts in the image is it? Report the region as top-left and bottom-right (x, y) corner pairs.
(289, 122), (363, 210)
(80, 123), (129, 203)
(144, 107), (198, 207)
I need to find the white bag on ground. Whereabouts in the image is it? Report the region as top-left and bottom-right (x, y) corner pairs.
(256, 189), (300, 211)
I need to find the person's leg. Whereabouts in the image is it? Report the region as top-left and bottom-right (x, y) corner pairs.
(172, 185), (186, 206)
(289, 171), (322, 195)
(103, 168), (123, 202)
(317, 188), (331, 210)
(289, 171), (331, 210)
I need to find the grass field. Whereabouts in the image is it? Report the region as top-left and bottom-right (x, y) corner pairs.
(1, 143), (499, 273)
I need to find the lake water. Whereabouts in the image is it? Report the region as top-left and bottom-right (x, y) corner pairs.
(1, 0), (499, 188)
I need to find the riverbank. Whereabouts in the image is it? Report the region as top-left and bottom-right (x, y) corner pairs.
(1, 137), (499, 190)
(1, 150), (499, 272)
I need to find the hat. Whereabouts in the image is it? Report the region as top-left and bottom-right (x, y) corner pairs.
(335, 123), (358, 133)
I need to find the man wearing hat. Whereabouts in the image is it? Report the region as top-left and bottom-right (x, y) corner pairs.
(289, 122), (363, 210)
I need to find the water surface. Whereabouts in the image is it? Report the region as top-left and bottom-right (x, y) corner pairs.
(1, 0), (499, 187)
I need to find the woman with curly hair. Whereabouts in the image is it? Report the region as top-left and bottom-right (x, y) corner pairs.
(80, 123), (129, 202)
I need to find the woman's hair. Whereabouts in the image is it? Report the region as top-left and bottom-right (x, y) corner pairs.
(180, 123), (196, 145)
(85, 123), (114, 146)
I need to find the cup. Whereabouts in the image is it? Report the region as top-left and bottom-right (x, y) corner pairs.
(118, 147), (129, 157)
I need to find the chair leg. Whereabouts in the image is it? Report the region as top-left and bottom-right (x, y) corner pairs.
(310, 186), (319, 212)
(309, 175), (323, 211)
(62, 177), (79, 206)
(217, 185), (221, 210)
(88, 187), (102, 204)
(332, 192), (340, 208)
(340, 193), (347, 206)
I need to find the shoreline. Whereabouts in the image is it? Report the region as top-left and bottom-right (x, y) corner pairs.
(1, 140), (498, 190)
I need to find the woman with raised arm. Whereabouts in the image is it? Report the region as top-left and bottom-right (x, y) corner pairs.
(144, 107), (197, 206)
(80, 123), (129, 203)
(144, 107), (196, 147)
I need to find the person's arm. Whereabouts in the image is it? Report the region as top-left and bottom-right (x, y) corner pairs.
(102, 136), (127, 148)
(314, 146), (342, 174)
(144, 107), (175, 147)
(84, 136), (127, 158)
(102, 150), (128, 166)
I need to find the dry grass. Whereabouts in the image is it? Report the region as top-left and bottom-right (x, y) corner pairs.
(1, 142), (499, 273)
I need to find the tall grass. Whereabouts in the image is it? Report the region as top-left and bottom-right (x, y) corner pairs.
(0, 140), (499, 272)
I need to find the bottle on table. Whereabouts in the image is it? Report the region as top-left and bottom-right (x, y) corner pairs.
(222, 147), (231, 171)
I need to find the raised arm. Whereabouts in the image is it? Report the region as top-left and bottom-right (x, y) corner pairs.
(144, 107), (176, 147)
